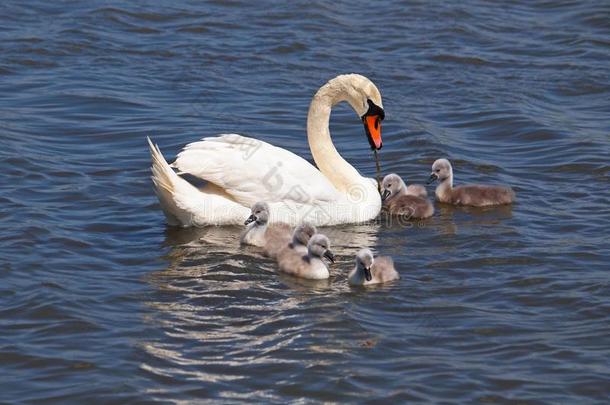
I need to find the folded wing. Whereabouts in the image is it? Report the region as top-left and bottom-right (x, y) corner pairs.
(171, 134), (340, 207)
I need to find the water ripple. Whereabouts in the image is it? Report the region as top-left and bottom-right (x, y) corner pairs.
(0, 0), (609, 402)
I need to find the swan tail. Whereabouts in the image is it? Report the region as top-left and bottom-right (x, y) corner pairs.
(147, 137), (197, 226)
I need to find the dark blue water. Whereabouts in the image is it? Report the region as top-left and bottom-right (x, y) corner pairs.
(1, 0), (609, 402)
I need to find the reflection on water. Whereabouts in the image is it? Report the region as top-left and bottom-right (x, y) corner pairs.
(437, 202), (514, 219)
(141, 211), (519, 395)
(142, 222), (394, 390)
(161, 222), (382, 264)
(157, 221), (383, 286)
(277, 274), (332, 292)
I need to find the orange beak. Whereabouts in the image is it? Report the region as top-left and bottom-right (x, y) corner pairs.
(363, 115), (382, 150)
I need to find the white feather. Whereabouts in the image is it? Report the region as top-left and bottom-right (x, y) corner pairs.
(147, 137), (249, 226)
(147, 74), (384, 227)
(172, 134), (340, 207)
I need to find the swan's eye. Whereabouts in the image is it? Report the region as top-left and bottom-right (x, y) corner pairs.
(435, 169), (440, 173)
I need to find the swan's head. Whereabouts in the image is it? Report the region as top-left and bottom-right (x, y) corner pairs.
(292, 223), (317, 247)
(381, 173), (406, 202)
(244, 201), (269, 226)
(361, 98), (385, 151)
(323, 74), (385, 150)
(355, 248), (374, 281)
(428, 159), (453, 184)
(307, 234), (334, 263)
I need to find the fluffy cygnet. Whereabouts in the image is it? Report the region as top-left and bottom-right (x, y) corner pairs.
(381, 173), (434, 219)
(263, 226), (292, 259)
(348, 248), (399, 286)
(275, 223), (317, 263)
(278, 234), (334, 280)
(240, 201), (291, 248)
(427, 159), (515, 207)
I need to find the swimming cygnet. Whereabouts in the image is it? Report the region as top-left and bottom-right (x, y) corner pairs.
(263, 227), (292, 259)
(348, 248), (399, 286)
(275, 223), (317, 261)
(381, 173), (434, 219)
(427, 159), (515, 207)
(240, 201), (291, 248)
(266, 222), (316, 259)
(278, 234), (335, 280)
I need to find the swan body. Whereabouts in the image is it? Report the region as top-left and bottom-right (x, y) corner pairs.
(428, 159), (515, 207)
(148, 74), (385, 227)
(348, 248), (399, 286)
(381, 173), (434, 219)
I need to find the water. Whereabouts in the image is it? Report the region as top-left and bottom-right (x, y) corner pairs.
(1, 0), (609, 402)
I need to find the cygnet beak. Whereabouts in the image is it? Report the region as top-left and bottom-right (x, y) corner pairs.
(244, 215), (256, 225)
(381, 189), (391, 201)
(323, 250), (335, 263)
(364, 267), (372, 281)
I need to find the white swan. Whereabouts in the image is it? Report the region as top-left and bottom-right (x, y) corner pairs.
(147, 74), (385, 227)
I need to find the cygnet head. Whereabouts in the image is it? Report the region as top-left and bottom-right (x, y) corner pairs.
(428, 158), (453, 185)
(381, 173), (406, 202)
(307, 234), (335, 263)
(244, 201), (269, 226)
(355, 248), (375, 281)
(292, 223), (317, 246)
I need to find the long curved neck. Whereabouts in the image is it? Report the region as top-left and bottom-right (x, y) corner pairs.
(307, 84), (365, 193)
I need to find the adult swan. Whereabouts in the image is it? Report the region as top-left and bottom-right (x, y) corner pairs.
(147, 74), (385, 227)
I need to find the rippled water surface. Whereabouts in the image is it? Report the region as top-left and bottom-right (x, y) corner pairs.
(1, 0), (609, 402)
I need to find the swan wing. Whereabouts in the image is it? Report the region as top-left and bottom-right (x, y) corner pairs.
(171, 134), (340, 206)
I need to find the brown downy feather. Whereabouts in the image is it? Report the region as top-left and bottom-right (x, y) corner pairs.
(448, 185), (515, 207)
(372, 256), (399, 283)
(385, 195), (434, 219)
(263, 223), (292, 258)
